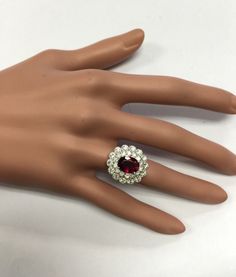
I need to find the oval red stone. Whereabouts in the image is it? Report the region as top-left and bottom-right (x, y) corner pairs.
(118, 156), (139, 173)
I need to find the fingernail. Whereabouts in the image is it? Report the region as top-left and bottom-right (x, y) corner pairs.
(123, 28), (145, 48)
(164, 219), (186, 235)
(232, 95), (236, 113)
(210, 186), (228, 204)
(169, 221), (186, 234)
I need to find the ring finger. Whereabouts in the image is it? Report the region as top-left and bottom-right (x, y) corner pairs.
(109, 109), (236, 175)
(140, 159), (227, 204)
(80, 138), (227, 204)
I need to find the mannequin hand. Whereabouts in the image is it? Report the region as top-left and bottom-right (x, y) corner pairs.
(0, 29), (235, 234)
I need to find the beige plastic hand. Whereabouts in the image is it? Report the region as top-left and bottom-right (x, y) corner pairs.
(0, 29), (235, 234)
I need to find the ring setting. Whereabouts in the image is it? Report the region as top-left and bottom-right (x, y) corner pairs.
(106, 144), (149, 184)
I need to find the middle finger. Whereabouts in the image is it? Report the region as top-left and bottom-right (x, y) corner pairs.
(104, 71), (236, 113)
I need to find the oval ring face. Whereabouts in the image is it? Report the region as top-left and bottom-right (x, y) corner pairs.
(106, 144), (149, 184)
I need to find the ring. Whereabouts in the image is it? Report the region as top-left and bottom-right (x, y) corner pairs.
(106, 144), (149, 184)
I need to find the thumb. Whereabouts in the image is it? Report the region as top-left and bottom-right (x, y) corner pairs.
(53, 28), (145, 70)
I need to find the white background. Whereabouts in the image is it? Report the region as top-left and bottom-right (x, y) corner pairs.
(0, 0), (236, 276)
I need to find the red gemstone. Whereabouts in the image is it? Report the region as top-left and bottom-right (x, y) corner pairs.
(118, 156), (139, 173)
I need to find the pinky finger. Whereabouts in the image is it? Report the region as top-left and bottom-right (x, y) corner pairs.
(66, 174), (186, 235)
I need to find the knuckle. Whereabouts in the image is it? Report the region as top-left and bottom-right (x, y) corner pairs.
(37, 49), (63, 63)
(39, 48), (58, 57)
(79, 69), (107, 90)
(79, 106), (96, 123)
(74, 103), (99, 134)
